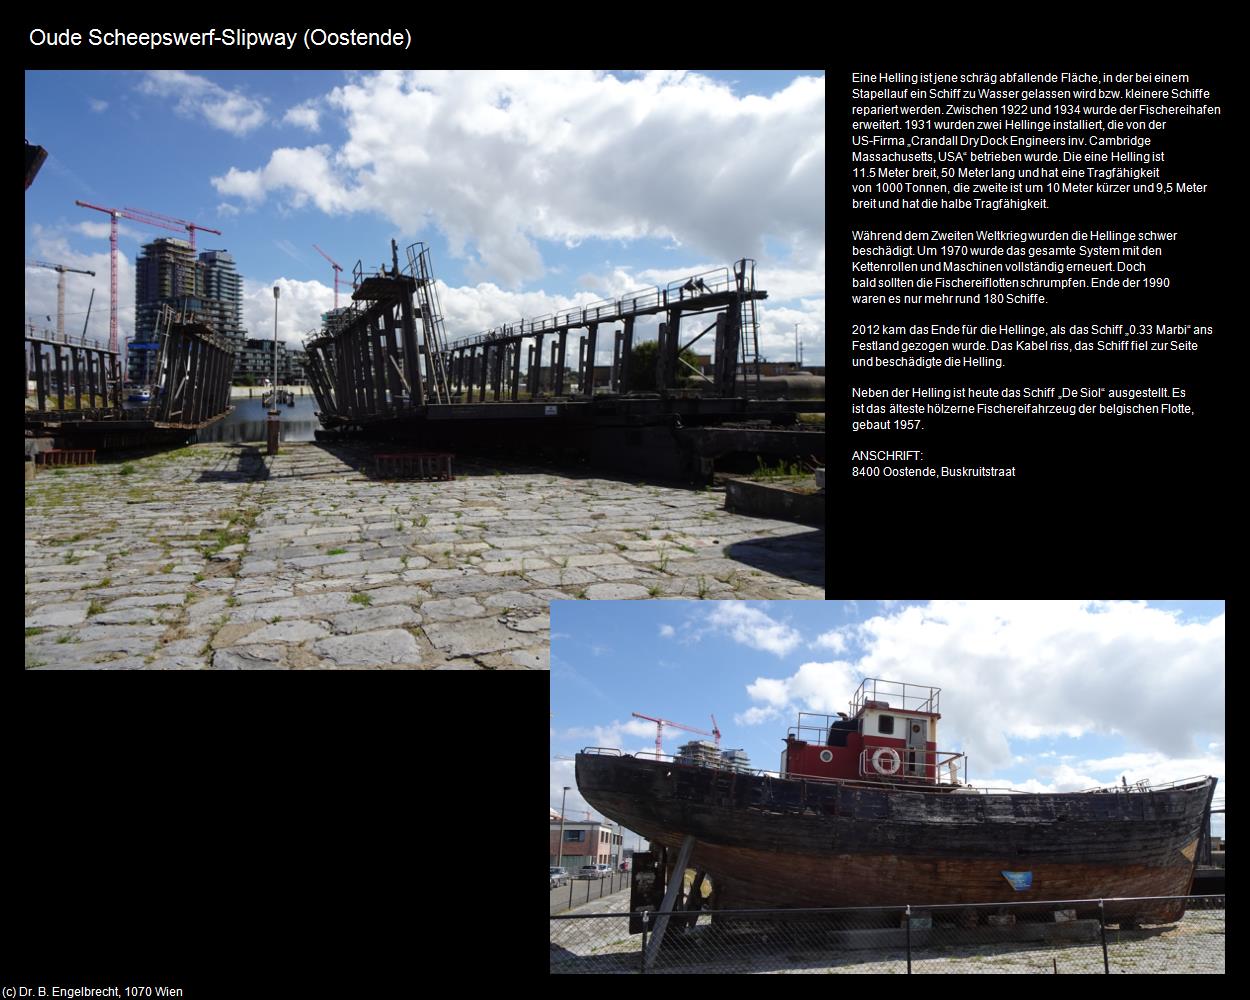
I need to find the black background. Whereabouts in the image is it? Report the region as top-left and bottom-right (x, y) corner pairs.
(18, 22), (1233, 991)
(838, 55), (1233, 595)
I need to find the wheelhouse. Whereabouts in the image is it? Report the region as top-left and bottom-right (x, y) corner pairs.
(780, 678), (966, 785)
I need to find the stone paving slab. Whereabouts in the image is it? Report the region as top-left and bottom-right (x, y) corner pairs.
(25, 442), (824, 670)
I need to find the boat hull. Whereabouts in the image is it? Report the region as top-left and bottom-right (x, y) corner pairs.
(576, 752), (1216, 922)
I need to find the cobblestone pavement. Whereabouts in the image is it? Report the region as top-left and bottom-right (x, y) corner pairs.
(25, 442), (824, 670)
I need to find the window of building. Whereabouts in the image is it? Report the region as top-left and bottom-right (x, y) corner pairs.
(565, 830), (584, 842)
(878, 715), (895, 735)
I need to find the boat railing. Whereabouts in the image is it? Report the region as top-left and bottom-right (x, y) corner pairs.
(580, 749), (1223, 799)
(858, 747), (967, 785)
(850, 677), (940, 716)
(789, 712), (850, 745)
(1076, 775), (1213, 794)
(584, 747), (964, 791)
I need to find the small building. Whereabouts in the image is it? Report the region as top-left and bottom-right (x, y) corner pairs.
(550, 818), (622, 870)
(234, 338), (307, 385)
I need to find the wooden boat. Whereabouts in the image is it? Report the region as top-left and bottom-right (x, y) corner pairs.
(576, 678), (1217, 923)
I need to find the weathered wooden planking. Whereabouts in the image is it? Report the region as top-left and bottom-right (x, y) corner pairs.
(576, 753), (1214, 919)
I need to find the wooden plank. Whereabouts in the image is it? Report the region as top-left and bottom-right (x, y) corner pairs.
(576, 754), (1214, 920)
(643, 834), (696, 969)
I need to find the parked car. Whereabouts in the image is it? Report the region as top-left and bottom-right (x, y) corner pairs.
(549, 867), (569, 888)
(579, 864), (613, 879)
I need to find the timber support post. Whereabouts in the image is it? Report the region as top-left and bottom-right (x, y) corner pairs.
(642, 834), (696, 969)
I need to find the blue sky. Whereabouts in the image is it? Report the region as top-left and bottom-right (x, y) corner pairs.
(550, 600), (1225, 839)
(26, 70), (824, 364)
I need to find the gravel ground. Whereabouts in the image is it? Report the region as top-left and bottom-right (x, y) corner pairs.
(25, 441), (823, 670)
(551, 895), (1225, 974)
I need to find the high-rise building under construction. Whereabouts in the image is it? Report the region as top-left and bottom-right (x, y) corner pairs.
(130, 237), (199, 383)
(198, 249), (247, 357)
(130, 239), (249, 382)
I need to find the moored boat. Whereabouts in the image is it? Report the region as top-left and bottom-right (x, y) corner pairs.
(576, 678), (1216, 923)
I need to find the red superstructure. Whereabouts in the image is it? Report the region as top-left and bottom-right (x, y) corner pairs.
(780, 678), (965, 785)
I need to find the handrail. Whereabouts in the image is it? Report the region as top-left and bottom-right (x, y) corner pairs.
(858, 747), (966, 785)
(851, 678), (941, 716)
(25, 324), (113, 353)
(441, 259), (758, 351)
(578, 749), (1211, 797)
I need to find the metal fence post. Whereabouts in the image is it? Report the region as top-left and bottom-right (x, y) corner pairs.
(905, 903), (912, 974)
(1099, 899), (1109, 974)
(640, 912), (649, 974)
(568, 879), (573, 910)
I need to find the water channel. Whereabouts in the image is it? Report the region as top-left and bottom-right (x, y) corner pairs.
(194, 397), (321, 444)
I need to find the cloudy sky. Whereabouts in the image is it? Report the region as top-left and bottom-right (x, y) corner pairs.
(550, 600), (1225, 839)
(25, 69), (824, 365)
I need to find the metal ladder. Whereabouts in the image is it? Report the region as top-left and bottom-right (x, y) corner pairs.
(406, 242), (452, 404)
(735, 259), (762, 397)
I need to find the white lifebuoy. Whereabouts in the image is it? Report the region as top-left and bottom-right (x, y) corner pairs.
(819, 750), (833, 763)
(872, 747), (902, 775)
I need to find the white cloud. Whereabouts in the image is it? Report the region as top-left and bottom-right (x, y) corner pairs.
(88, 98), (108, 113)
(659, 624), (675, 638)
(734, 705), (782, 726)
(738, 601), (1225, 775)
(25, 230), (126, 342)
(241, 277), (333, 346)
(214, 145), (354, 213)
(76, 221), (115, 240)
(283, 101), (321, 132)
(974, 753), (1224, 798)
(746, 659), (860, 715)
(706, 601), (803, 657)
(212, 70), (825, 289)
(137, 71), (266, 136)
(810, 629), (846, 653)
(564, 718), (658, 748)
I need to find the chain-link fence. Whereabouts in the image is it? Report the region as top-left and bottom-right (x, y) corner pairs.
(550, 895), (1224, 973)
(549, 870), (631, 914)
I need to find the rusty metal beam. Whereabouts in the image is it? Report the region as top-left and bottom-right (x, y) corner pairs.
(556, 330), (568, 396)
(620, 317), (635, 392)
(33, 343), (47, 412)
(54, 343), (65, 412)
(71, 347), (82, 411)
(584, 323), (598, 399)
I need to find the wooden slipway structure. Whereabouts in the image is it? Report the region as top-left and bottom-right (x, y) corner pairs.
(302, 242), (824, 480)
(577, 678), (1216, 924)
(24, 307), (234, 450)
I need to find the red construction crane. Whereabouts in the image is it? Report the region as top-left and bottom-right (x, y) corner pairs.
(123, 206), (222, 255)
(74, 200), (183, 356)
(313, 244), (345, 311)
(26, 260), (95, 337)
(631, 712), (719, 756)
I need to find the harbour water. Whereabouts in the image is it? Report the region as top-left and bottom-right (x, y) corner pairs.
(194, 396), (320, 444)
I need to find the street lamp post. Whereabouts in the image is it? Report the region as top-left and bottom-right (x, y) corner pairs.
(267, 285), (280, 455)
(557, 786), (569, 872)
